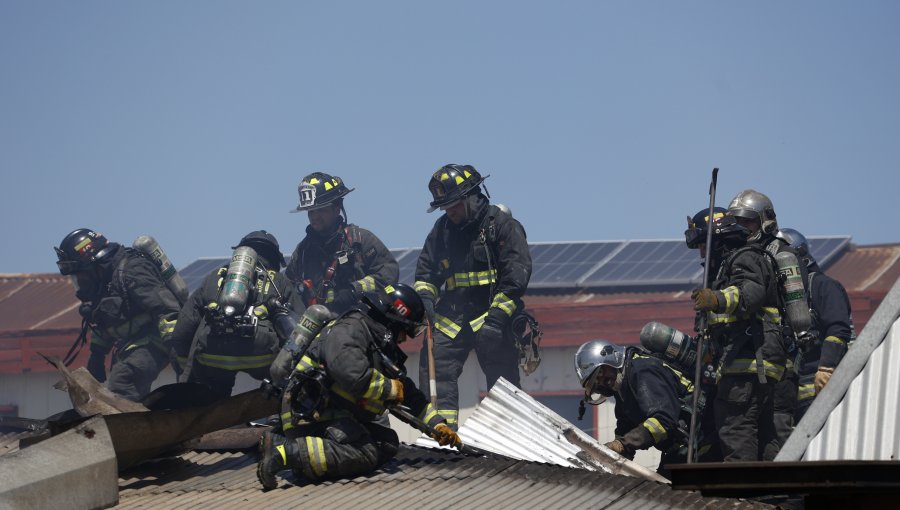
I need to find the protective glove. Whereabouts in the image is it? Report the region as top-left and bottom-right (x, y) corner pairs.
(420, 293), (436, 327)
(387, 378), (404, 404)
(604, 439), (626, 456)
(329, 288), (357, 312)
(691, 288), (723, 312)
(432, 422), (462, 447)
(87, 351), (107, 383)
(269, 348), (296, 383)
(476, 309), (506, 346)
(815, 366), (835, 394)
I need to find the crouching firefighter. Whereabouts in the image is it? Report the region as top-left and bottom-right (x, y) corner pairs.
(257, 283), (461, 490)
(170, 231), (305, 398)
(574, 340), (720, 478)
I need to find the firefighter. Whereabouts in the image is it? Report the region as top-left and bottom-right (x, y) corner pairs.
(286, 172), (399, 315)
(257, 284), (460, 489)
(575, 340), (719, 478)
(54, 228), (180, 401)
(776, 228), (853, 422)
(726, 190), (801, 459)
(170, 231), (305, 398)
(414, 164), (532, 429)
(690, 210), (787, 461)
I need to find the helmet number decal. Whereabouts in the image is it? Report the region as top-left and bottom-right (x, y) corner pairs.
(299, 183), (317, 208)
(392, 299), (411, 317)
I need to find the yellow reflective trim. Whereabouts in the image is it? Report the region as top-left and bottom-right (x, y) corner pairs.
(452, 269), (497, 288)
(440, 172), (450, 181)
(722, 359), (786, 381)
(414, 281), (439, 298)
(324, 182), (333, 191)
(438, 409), (458, 424)
(642, 417), (668, 443)
(421, 404), (440, 425)
(759, 307), (782, 324)
(308, 177), (320, 184)
(722, 286), (740, 314)
(74, 238), (92, 252)
(295, 355), (318, 372)
(491, 292), (516, 317)
(276, 444), (287, 465)
(306, 437), (327, 477)
(463, 170), (471, 179)
(454, 175), (464, 185)
(324, 288), (335, 303)
(469, 312), (488, 332)
(384, 284), (395, 294)
(798, 383), (816, 401)
(825, 335), (847, 346)
(196, 352), (276, 370)
(364, 370), (387, 400)
(434, 314), (462, 339)
(158, 318), (176, 336)
(253, 305), (268, 318)
(355, 276), (377, 292)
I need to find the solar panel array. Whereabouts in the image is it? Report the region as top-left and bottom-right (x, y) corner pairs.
(177, 236), (851, 293)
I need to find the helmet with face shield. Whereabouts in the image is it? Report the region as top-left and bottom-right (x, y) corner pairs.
(574, 340), (625, 405)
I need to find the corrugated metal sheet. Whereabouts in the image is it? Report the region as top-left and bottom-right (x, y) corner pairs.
(416, 378), (666, 482)
(826, 244), (900, 292)
(0, 274), (80, 331)
(803, 317), (900, 461)
(116, 444), (770, 509)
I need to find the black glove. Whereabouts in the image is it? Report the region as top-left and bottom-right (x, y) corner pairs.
(476, 309), (506, 346)
(87, 351), (107, 383)
(329, 288), (357, 312)
(419, 293), (436, 326)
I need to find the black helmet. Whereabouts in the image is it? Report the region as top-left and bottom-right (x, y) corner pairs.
(685, 207), (728, 249)
(291, 172), (354, 213)
(54, 228), (115, 275)
(232, 230), (286, 269)
(427, 164), (488, 213)
(361, 284), (426, 338)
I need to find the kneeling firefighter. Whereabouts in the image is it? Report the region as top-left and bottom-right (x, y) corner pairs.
(257, 283), (461, 490)
(170, 231), (305, 398)
(575, 340), (720, 478)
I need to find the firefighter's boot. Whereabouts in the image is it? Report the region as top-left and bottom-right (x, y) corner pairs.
(257, 430), (295, 490)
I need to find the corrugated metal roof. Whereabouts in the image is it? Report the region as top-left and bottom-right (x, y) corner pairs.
(0, 274), (81, 331)
(116, 444), (770, 509)
(416, 378), (666, 482)
(803, 316), (900, 461)
(824, 244), (900, 292)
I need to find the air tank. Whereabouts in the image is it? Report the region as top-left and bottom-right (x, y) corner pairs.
(639, 321), (698, 373)
(284, 304), (333, 356)
(775, 250), (812, 334)
(219, 246), (257, 317)
(133, 235), (190, 304)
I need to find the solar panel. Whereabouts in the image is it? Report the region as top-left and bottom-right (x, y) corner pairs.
(392, 248), (422, 285)
(179, 258), (227, 293)
(807, 236), (851, 269)
(528, 242), (624, 289)
(580, 240), (702, 288)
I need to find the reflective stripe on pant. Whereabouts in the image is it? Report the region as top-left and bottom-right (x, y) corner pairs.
(418, 320), (520, 430)
(106, 344), (169, 401)
(287, 418), (397, 481)
(714, 374), (776, 462)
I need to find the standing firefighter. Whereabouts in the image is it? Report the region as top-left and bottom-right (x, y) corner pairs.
(776, 228), (853, 422)
(55, 228), (180, 401)
(690, 210), (787, 461)
(286, 172), (399, 315)
(414, 164), (532, 429)
(575, 340), (720, 478)
(170, 231), (304, 398)
(257, 284), (460, 489)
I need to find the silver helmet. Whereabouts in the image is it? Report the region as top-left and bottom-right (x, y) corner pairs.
(777, 228), (815, 267)
(574, 340), (625, 404)
(727, 189), (778, 236)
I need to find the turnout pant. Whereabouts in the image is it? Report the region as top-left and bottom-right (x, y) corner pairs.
(107, 344), (169, 401)
(185, 332), (279, 399)
(770, 367), (798, 459)
(418, 323), (520, 429)
(714, 374), (777, 461)
(286, 418), (398, 481)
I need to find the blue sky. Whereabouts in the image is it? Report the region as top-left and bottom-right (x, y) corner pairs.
(2, 1), (898, 274)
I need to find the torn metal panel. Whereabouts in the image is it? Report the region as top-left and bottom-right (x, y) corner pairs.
(416, 377), (668, 483)
(45, 355), (149, 416)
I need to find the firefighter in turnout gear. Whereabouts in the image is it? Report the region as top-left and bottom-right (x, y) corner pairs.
(286, 172), (399, 316)
(55, 228), (180, 401)
(257, 284), (460, 490)
(414, 164), (533, 429)
(726, 189), (802, 459)
(170, 231), (305, 398)
(575, 340), (719, 478)
(776, 228), (853, 422)
(691, 211), (787, 462)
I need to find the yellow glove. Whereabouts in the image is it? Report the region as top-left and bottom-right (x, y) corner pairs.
(815, 366), (835, 394)
(431, 423), (462, 447)
(387, 379), (404, 404)
(604, 439), (626, 455)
